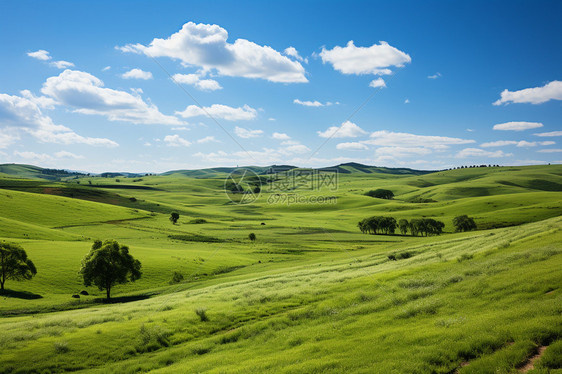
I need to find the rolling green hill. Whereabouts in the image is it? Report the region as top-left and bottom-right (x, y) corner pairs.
(0, 164), (560, 373)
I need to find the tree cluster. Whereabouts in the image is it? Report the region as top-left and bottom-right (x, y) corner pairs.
(453, 215), (477, 232)
(364, 189), (394, 199)
(358, 217), (445, 236)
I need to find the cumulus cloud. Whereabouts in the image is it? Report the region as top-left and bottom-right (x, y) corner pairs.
(366, 130), (474, 149)
(534, 131), (562, 137)
(27, 50), (51, 61)
(175, 103), (257, 121)
(336, 142), (368, 151)
(234, 126), (263, 138)
(317, 121), (367, 138)
(54, 150), (84, 159)
(375, 146), (432, 157)
(493, 81), (562, 105)
(272, 132), (291, 140)
(320, 41), (410, 76)
(284, 47), (306, 62)
(294, 99), (323, 107)
(164, 134), (191, 147)
(50, 60), (75, 69)
(41, 69), (182, 125)
(0, 92), (118, 147)
(121, 68), (153, 80)
(481, 140), (517, 147)
(455, 148), (513, 158)
(493, 121), (543, 131)
(20, 90), (57, 109)
(118, 21), (307, 83)
(13, 151), (54, 162)
(197, 135), (219, 143)
(0, 131), (19, 148)
(172, 73), (222, 91)
(537, 148), (562, 153)
(369, 78), (386, 88)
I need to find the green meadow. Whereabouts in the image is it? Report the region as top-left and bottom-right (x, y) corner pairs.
(0, 163), (561, 373)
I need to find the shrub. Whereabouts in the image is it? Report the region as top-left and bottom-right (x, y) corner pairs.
(170, 271), (184, 284)
(195, 307), (209, 322)
(54, 341), (69, 354)
(189, 218), (207, 224)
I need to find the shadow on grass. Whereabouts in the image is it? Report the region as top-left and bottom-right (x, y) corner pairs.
(0, 289), (43, 299)
(94, 293), (153, 304)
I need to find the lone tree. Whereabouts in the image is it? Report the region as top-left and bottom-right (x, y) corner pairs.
(79, 240), (142, 300)
(170, 212), (180, 225)
(248, 233), (256, 243)
(0, 242), (37, 291)
(365, 189), (394, 200)
(453, 215), (477, 232)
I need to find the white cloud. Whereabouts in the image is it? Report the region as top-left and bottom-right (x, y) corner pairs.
(118, 21), (307, 83)
(455, 148), (513, 158)
(317, 121), (367, 138)
(20, 90), (57, 109)
(534, 131), (562, 137)
(428, 72), (441, 79)
(537, 148), (562, 153)
(493, 121), (543, 131)
(172, 73), (222, 91)
(50, 60), (75, 69)
(176, 104), (257, 121)
(0, 131), (19, 148)
(197, 135), (219, 143)
(516, 140), (538, 147)
(404, 99), (410, 104)
(293, 99), (323, 107)
(102, 66), (111, 71)
(481, 140), (517, 147)
(121, 68), (153, 80)
(284, 47), (306, 62)
(319, 41), (410, 76)
(369, 78), (386, 88)
(171, 126), (190, 131)
(41, 69), (182, 125)
(0, 92), (118, 147)
(272, 132), (291, 140)
(164, 134), (191, 147)
(336, 142), (368, 151)
(27, 50), (51, 61)
(375, 146), (432, 157)
(493, 81), (562, 105)
(279, 144), (310, 155)
(234, 126), (263, 138)
(366, 130), (474, 149)
(14, 151), (53, 162)
(481, 140), (555, 147)
(54, 150), (84, 159)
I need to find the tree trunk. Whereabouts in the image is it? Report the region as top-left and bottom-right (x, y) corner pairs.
(106, 285), (111, 300)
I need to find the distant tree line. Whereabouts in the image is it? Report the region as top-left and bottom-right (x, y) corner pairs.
(358, 216), (445, 236)
(358, 215), (477, 236)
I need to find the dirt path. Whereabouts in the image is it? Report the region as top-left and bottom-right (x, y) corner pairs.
(519, 346), (547, 373)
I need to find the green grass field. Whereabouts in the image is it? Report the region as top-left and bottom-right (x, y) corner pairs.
(0, 163), (561, 373)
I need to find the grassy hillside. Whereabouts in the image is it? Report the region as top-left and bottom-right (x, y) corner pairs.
(0, 164), (560, 373)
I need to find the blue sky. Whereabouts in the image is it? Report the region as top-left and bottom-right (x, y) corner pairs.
(0, 0), (561, 172)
